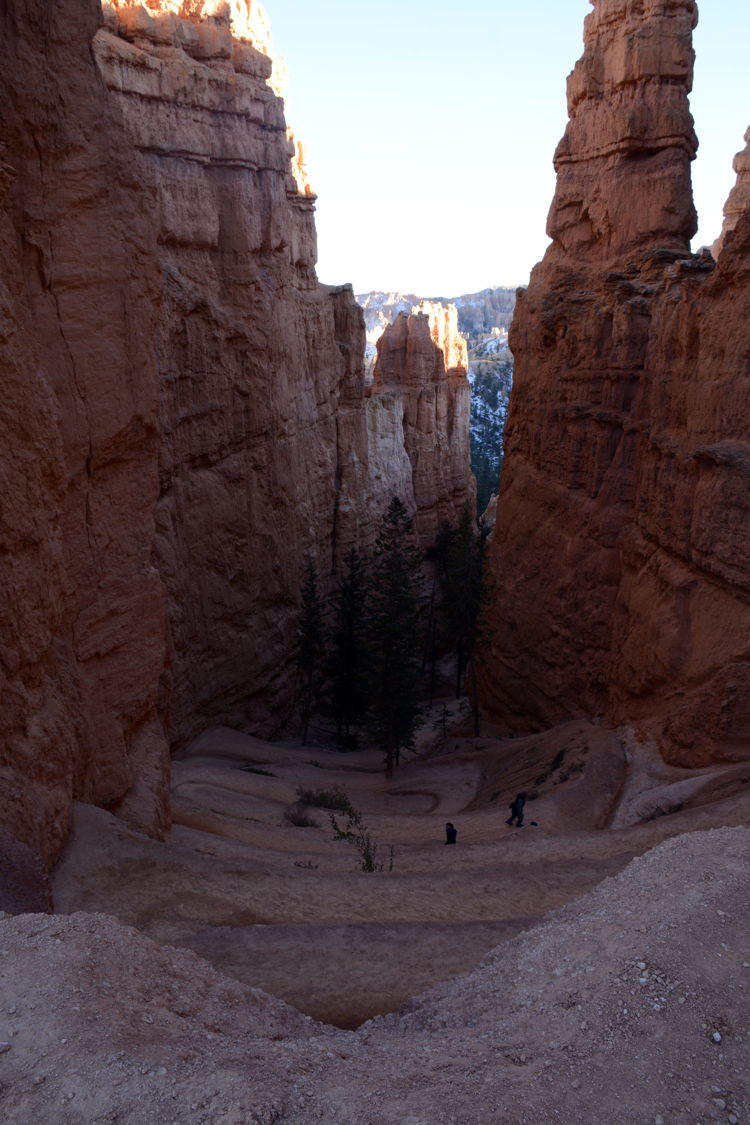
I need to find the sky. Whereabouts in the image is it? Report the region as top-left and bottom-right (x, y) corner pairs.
(268, 1), (750, 296)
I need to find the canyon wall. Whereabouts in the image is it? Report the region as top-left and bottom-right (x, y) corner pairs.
(0, 0), (170, 867)
(93, 0), (370, 743)
(481, 0), (750, 767)
(0, 0), (475, 874)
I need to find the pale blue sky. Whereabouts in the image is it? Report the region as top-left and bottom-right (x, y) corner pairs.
(269, 1), (750, 295)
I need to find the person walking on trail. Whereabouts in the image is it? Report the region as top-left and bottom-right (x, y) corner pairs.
(445, 822), (457, 845)
(506, 792), (526, 828)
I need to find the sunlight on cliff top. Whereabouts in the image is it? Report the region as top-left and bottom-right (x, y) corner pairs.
(100, 0), (319, 193)
(103, 0), (281, 70)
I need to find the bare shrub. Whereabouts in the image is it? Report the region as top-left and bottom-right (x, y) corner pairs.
(284, 803), (318, 828)
(296, 785), (356, 816)
(330, 805), (394, 874)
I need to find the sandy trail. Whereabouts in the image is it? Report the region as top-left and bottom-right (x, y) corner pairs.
(52, 717), (750, 1029)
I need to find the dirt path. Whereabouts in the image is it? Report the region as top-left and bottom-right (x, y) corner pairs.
(0, 717), (747, 1124)
(51, 719), (750, 1028)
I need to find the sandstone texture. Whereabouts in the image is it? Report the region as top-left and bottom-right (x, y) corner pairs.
(2, 822), (748, 1123)
(480, 0), (750, 767)
(93, 0), (352, 744)
(550, 0), (698, 262)
(372, 303), (475, 546)
(0, 0), (171, 865)
(93, 0), (473, 746)
(713, 125), (750, 258)
(0, 0), (474, 872)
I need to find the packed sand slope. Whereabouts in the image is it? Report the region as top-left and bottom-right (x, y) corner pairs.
(50, 721), (750, 1027)
(0, 833), (747, 1124)
(1, 723), (748, 1122)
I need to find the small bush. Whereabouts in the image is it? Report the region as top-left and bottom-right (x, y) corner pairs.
(284, 803), (318, 828)
(330, 806), (394, 874)
(296, 785), (356, 816)
(240, 765), (275, 776)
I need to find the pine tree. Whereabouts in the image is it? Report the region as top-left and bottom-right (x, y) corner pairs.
(439, 503), (485, 700)
(296, 558), (326, 745)
(328, 547), (369, 747)
(364, 498), (424, 777)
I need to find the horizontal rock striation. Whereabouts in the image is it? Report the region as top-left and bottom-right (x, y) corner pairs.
(480, 0), (750, 767)
(1, 0), (475, 869)
(550, 0), (698, 263)
(93, 0), (446, 745)
(0, 0), (171, 865)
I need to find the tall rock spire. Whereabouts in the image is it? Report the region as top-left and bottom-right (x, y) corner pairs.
(371, 304), (474, 547)
(713, 126), (750, 258)
(480, 1), (750, 769)
(548, 0), (698, 262)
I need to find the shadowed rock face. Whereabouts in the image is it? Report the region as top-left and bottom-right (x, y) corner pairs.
(480, 0), (750, 767)
(93, 0), (363, 746)
(0, 0), (346, 860)
(0, 0), (475, 867)
(0, 831), (52, 915)
(0, 0), (170, 864)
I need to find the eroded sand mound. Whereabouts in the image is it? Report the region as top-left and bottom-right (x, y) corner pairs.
(1, 829), (748, 1124)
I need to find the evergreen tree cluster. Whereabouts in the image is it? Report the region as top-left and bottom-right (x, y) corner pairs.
(434, 504), (487, 706)
(295, 498), (488, 774)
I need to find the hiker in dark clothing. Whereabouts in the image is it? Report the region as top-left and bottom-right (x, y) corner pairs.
(445, 822), (457, 845)
(506, 792), (526, 828)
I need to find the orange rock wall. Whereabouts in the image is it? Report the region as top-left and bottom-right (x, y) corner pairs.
(481, 0), (750, 767)
(0, 0), (475, 865)
(0, 0), (170, 862)
(93, 2), (350, 740)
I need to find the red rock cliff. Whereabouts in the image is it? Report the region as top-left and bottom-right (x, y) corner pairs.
(0, 0), (475, 871)
(93, 0), (373, 744)
(0, 0), (170, 864)
(480, 0), (750, 768)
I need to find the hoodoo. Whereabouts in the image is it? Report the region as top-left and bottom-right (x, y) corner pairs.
(371, 303), (475, 547)
(714, 126), (750, 258)
(480, 0), (750, 768)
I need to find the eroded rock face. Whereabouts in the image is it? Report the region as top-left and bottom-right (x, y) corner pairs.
(372, 304), (475, 546)
(713, 126), (750, 258)
(91, 0), (400, 744)
(481, 0), (750, 767)
(550, 0), (698, 262)
(0, 0), (171, 864)
(1, 0), (475, 868)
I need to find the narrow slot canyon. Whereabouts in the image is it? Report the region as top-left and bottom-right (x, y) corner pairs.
(0, 1), (748, 1122)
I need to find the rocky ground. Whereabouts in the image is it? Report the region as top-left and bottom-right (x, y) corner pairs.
(1, 715), (748, 1123)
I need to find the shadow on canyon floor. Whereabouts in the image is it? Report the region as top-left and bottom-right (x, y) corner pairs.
(52, 712), (750, 1029)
